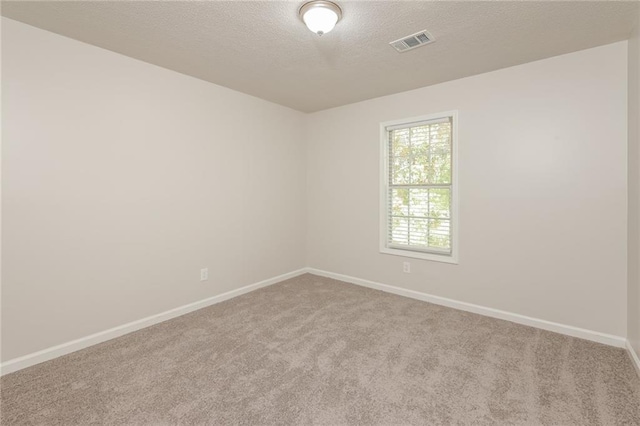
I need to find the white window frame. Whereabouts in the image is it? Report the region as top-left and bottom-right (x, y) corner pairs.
(379, 111), (459, 264)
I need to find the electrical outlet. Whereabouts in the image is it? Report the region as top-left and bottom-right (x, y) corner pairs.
(403, 262), (411, 273)
(200, 268), (208, 281)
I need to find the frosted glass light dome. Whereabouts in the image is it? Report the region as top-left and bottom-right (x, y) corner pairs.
(299, 1), (342, 36)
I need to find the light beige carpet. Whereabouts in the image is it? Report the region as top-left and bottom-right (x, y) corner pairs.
(2, 273), (639, 425)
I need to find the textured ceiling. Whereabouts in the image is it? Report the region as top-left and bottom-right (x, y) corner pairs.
(2, 1), (638, 112)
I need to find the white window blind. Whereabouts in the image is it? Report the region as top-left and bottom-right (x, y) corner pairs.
(383, 114), (455, 259)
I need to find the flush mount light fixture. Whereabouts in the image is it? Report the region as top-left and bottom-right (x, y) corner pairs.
(299, 1), (342, 36)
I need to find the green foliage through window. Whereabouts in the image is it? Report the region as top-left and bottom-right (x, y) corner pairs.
(387, 118), (453, 253)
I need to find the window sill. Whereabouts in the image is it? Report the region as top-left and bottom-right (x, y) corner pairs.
(380, 247), (459, 264)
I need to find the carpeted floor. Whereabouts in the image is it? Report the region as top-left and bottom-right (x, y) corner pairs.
(2, 273), (639, 425)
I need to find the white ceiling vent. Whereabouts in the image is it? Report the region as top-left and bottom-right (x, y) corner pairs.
(389, 30), (435, 53)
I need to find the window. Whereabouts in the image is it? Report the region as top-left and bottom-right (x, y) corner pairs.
(380, 111), (458, 263)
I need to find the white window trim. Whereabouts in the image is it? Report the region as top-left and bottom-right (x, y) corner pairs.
(379, 110), (459, 264)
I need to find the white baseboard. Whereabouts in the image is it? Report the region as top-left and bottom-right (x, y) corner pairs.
(1, 267), (630, 376)
(0, 268), (307, 376)
(305, 268), (627, 348)
(627, 340), (640, 378)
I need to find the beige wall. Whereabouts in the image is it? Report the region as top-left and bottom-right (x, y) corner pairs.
(306, 42), (629, 337)
(1, 17), (633, 363)
(1, 18), (307, 361)
(629, 10), (640, 359)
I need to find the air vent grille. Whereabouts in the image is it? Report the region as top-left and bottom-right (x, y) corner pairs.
(390, 30), (435, 53)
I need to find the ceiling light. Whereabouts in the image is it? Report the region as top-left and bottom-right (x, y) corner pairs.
(299, 1), (342, 36)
